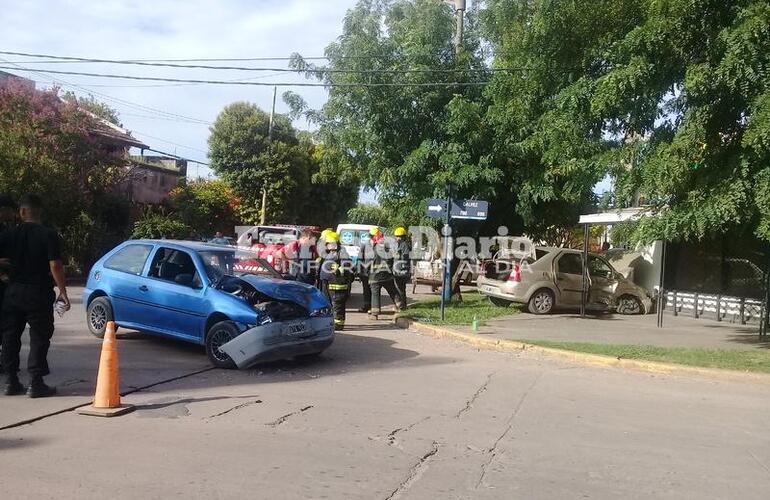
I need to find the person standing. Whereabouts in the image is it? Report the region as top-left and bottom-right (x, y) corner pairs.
(0, 194), (18, 374)
(0, 194), (69, 397)
(355, 228), (377, 313)
(319, 232), (351, 331)
(392, 226), (412, 309)
(368, 232), (404, 320)
(280, 229), (317, 285)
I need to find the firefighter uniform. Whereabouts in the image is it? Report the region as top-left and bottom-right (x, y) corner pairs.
(319, 232), (352, 331)
(368, 233), (403, 319)
(393, 227), (411, 308)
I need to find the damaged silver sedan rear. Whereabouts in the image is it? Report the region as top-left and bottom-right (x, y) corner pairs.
(84, 240), (335, 369)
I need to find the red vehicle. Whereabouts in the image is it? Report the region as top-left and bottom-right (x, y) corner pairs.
(235, 225), (320, 274)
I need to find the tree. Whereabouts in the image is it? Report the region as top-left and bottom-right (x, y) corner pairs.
(296, 0), (513, 230)
(169, 179), (241, 237)
(61, 91), (122, 126)
(208, 102), (357, 227)
(0, 82), (130, 269)
(347, 203), (392, 227)
(482, 0), (770, 243)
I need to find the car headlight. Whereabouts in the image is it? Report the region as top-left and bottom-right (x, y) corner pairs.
(311, 307), (332, 317)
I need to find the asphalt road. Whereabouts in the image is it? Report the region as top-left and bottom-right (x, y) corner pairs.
(0, 286), (768, 499)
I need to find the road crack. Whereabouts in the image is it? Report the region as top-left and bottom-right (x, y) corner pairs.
(266, 405), (313, 427)
(385, 416), (431, 447)
(384, 441), (440, 500)
(206, 399), (263, 420)
(475, 372), (543, 489)
(455, 372), (495, 419)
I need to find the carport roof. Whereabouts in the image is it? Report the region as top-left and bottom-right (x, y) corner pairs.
(578, 207), (652, 225)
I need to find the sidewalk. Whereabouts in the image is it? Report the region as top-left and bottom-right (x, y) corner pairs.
(407, 285), (769, 352)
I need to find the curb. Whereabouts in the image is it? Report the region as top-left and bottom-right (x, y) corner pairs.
(394, 317), (770, 385)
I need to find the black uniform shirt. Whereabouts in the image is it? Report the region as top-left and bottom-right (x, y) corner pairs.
(0, 222), (62, 287)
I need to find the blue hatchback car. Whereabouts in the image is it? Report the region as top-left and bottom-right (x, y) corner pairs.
(83, 240), (334, 369)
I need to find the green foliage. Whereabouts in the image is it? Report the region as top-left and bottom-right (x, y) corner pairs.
(347, 203), (392, 226)
(208, 102), (357, 227)
(483, 0), (770, 243)
(61, 91), (122, 126)
(131, 208), (190, 239)
(0, 83), (130, 269)
(169, 179), (240, 237)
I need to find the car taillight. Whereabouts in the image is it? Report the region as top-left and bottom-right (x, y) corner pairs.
(507, 263), (521, 282)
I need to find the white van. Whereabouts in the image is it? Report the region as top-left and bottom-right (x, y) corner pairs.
(335, 223), (385, 260)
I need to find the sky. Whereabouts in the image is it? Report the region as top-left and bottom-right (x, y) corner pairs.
(0, 0), (373, 189)
(0, 0), (608, 202)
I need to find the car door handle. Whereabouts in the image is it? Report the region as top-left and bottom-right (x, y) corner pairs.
(138, 285), (149, 292)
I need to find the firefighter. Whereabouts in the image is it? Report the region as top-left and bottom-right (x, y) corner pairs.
(368, 231), (404, 320)
(392, 226), (411, 308)
(315, 229), (334, 292)
(319, 231), (351, 331)
(355, 227), (378, 312)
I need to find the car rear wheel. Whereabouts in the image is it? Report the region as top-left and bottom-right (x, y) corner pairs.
(205, 321), (238, 369)
(528, 289), (555, 315)
(616, 295), (643, 315)
(488, 296), (512, 307)
(87, 297), (114, 339)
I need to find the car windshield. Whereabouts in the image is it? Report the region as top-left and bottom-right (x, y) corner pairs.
(197, 249), (280, 282)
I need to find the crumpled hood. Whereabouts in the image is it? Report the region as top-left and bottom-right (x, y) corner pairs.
(237, 275), (330, 311)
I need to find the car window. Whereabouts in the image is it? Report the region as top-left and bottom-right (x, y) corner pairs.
(104, 244), (152, 275)
(589, 256), (614, 279)
(339, 229), (357, 247)
(557, 253), (583, 275)
(148, 248), (202, 288)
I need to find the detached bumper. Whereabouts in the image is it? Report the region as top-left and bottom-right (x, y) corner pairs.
(219, 316), (334, 369)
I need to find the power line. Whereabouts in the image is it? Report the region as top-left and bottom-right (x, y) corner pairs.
(0, 50), (510, 74)
(0, 65), (488, 87)
(131, 131), (209, 155)
(0, 58), (213, 124)
(140, 147), (209, 166)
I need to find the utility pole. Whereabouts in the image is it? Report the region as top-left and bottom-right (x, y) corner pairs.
(260, 85), (278, 225)
(445, 0), (466, 57)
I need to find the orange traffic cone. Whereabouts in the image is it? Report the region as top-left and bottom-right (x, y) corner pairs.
(77, 321), (135, 417)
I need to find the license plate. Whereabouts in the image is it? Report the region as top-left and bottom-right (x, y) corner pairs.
(283, 321), (309, 336)
(481, 285), (499, 294)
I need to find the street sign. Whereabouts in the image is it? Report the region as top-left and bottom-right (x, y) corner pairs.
(426, 198), (448, 218)
(450, 199), (488, 220)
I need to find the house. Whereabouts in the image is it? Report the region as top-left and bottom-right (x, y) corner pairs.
(0, 70), (34, 90)
(124, 155), (188, 205)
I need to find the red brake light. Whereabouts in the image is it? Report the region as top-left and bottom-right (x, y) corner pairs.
(507, 263), (521, 282)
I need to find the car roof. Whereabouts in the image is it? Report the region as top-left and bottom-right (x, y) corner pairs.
(131, 239), (238, 253)
(534, 246), (604, 258)
(337, 224), (380, 230)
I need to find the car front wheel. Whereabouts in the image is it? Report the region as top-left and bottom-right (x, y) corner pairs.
(616, 295), (643, 315)
(528, 289), (555, 315)
(205, 321), (238, 369)
(87, 297), (114, 339)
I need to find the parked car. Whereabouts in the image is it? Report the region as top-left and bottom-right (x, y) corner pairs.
(477, 246), (652, 315)
(83, 240), (334, 369)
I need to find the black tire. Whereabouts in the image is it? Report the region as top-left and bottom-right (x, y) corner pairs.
(87, 297), (114, 339)
(205, 320), (238, 369)
(616, 295), (644, 315)
(528, 289), (555, 315)
(488, 296), (512, 307)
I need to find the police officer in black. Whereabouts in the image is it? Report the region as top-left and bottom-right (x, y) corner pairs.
(1, 194), (69, 397)
(0, 194), (17, 374)
(319, 231), (352, 331)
